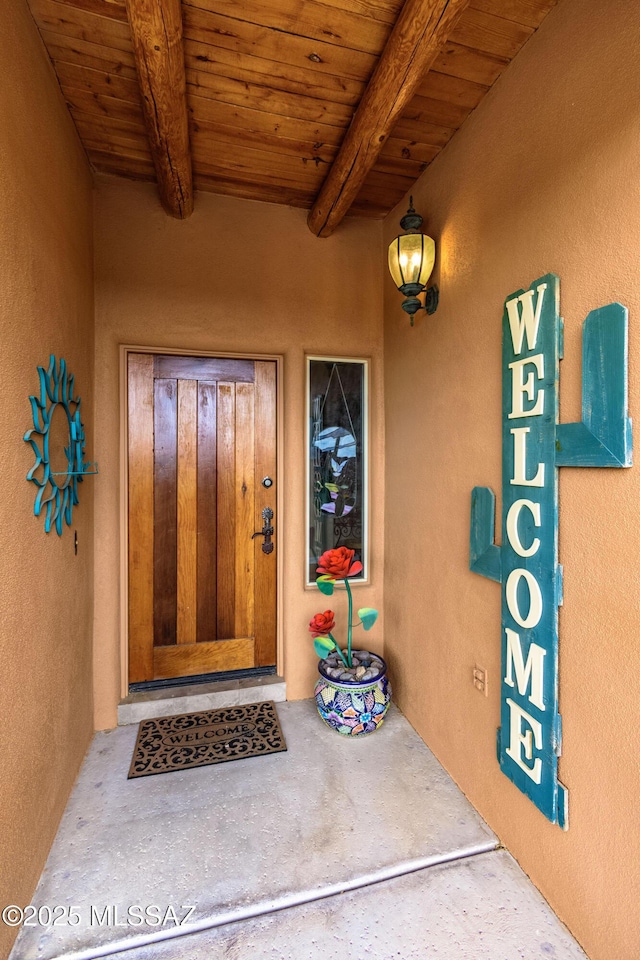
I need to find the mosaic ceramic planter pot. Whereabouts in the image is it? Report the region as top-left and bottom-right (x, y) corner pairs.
(314, 650), (391, 736)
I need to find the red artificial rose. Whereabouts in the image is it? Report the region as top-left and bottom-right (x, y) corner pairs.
(309, 610), (335, 636)
(316, 546), (363, 580)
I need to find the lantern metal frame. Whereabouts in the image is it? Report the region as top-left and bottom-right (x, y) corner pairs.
(388, 197), (439, 324)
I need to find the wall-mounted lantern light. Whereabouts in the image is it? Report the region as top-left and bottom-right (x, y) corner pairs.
(388, 197), (438, 325)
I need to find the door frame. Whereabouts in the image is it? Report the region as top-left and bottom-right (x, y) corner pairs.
(118, 344), (285, 699)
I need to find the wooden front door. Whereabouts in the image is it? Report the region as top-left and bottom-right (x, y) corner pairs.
(127, 353), (277, 684)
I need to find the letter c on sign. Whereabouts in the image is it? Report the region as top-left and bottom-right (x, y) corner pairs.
(506, 569), (543, 628)
(506, 499), (541, 558)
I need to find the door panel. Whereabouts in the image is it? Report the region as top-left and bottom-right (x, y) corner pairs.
(196, 382), (217, 643)
(254, 361), (278, 665)
(216, 382), (237, 640)
(154, 354), (254, 382)
(234, 382), (255, 639)
(152, 637), (255, 680)
(153, 378), (177, 646)
(176, 378), (198, 645)
(128, 353), (154, 681)
(127, 353), (277, 684)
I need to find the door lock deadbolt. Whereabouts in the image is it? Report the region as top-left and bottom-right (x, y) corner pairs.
(262, 476), (273, 488)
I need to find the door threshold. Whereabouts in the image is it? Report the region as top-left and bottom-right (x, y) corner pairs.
(129, 665), (277, 694)
(118, 674), (286, 726)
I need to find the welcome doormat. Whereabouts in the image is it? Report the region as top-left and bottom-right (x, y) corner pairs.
(128, 700), (287, 778)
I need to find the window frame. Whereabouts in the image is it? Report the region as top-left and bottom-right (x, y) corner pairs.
(304, 355), (370, 588)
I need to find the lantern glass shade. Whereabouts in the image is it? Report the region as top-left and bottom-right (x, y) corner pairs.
(388, 232), (435, 290)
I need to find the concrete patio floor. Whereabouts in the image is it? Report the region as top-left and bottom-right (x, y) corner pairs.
(10, 701), (588, 960)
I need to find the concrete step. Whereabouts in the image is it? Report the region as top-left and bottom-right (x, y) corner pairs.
(114, 850), (589, 960)
(117, 675), (286, 726)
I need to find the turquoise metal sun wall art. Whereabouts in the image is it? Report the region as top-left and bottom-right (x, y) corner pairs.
(24, 355), (98, 535)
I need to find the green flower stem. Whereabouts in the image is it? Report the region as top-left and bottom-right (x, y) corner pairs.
(345, 579), (353, 667)
(329, 633), (349, 668)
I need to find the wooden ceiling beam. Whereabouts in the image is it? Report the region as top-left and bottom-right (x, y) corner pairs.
(307, 0), (471, 237)
(124, 0), (193, 218)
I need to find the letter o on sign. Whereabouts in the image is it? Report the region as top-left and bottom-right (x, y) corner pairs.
(506, 569), (543, 628)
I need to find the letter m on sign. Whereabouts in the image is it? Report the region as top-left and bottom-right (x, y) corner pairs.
(469, 274), (632, 829)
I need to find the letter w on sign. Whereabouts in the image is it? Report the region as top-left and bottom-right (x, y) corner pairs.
(469, 273), (632, 829)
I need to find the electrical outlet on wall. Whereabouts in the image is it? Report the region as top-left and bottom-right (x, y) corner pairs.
(473, 665), (488, 696)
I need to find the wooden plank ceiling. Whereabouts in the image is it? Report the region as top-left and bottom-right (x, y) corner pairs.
(27, 0), (557, 233)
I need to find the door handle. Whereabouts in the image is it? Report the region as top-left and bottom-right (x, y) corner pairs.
(252, 507), (274, 554)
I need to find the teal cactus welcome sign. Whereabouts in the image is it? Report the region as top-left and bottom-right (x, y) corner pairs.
(470, 274), (632, 828)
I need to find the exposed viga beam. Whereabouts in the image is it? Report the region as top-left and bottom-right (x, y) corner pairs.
(125, 0), (193, 218)
(307, 0), (471, 238)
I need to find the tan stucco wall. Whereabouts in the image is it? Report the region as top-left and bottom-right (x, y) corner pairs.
(383, 0), (640, 958)
(93, 180), (384, 730)
(0, 3), (95, 957)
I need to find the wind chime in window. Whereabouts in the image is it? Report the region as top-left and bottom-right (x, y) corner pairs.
(307, 358), (368, 584)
